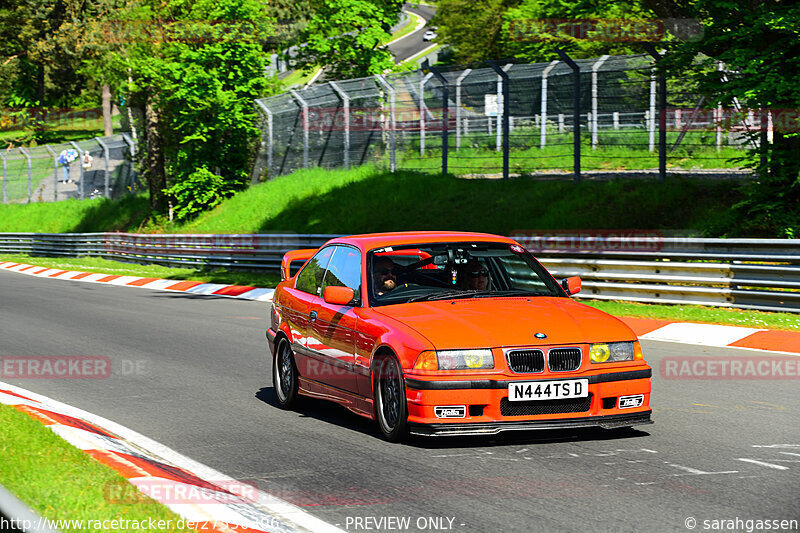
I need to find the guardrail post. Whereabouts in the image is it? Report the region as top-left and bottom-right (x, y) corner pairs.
(488, 61), (511, 179)
(45, 145), (58, 201)
(591, 55), (610, 150)
(428, 66), (450, 175)
(329, 81), (350, 170)
(555, 49), (581, 183)
(94, 137), (111, 198)
(420, 72), (434, 156)
(289, 90), (309, 168)
(455, 69), (472, 150)
(18, 147), (32, 202)
(0, 152), (6, 204)
(69, 141), (85, 199)
(375, 74), (396, 172)
(122, 133), (136, 193)
(255, 100), (274, 178)
(540, 60), (559, 149)
(644, 45), (667, 183)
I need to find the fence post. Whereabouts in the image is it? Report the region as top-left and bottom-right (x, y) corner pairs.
(420, 72), (434, 156)
(455, 69), (472, 150)
(374, 74), (396, 172)
(555, 49), (581, 183)
(45, 145), (58, 201)
(289, 90), (309, 168)
(644, 45), (667, 182)
(716, 62), (723, 151)
(540, 60), (559, 149)
(19, 147), (32, 202)
(649, 67), (656, 152)
(428, 66), (450, 175)
(329, 81), (350, 170)
(94, 137), (111, 198)
(494, 63), (512, 152)
(122, 133), (136, 193)
(591, 55), (610, 150)
(255, 100), (274, 178)
(488, 61), (511, 180)
(0, 152), (6, 204)
(69, 141), (85, 199)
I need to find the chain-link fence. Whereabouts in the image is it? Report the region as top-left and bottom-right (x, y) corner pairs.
(0, 133), (139, 204)
(253, 52), (761, 181)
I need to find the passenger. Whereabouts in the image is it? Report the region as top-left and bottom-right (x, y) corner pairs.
(373, 257), (399, 295)
(464, 259), (491, 291)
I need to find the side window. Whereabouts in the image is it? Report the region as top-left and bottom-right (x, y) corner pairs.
(323, 246), (362, 302)
(295, 247), (335, 296)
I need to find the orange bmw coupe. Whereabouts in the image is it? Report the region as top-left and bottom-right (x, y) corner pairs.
(266, 232), (652, 441)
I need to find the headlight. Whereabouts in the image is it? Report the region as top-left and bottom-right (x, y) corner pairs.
(413, 349), (494, 371)
(590, 342), (636, 363)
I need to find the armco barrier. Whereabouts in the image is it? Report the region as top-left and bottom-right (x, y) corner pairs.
(1, 232), (798, 313)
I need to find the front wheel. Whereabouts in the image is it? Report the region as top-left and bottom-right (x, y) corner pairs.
(374, 355), (409, 442)
(273, 338), (299, 409)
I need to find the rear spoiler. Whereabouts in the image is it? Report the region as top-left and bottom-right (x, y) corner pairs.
(281, 249), (317, 281)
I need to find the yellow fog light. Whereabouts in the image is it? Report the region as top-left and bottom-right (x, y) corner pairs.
(590, 343), (611, 363)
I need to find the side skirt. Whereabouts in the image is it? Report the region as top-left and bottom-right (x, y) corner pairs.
(297, 376), (374, 420)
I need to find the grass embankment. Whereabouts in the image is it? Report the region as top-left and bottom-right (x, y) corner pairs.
(0, 404), (193, 533)
(0, 112), (123, 145)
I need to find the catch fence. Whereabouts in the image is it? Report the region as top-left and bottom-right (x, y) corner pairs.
(252, 52), (767, 181)
(0, 133), (139, 204)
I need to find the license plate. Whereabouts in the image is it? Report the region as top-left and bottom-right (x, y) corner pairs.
(508, 379), (589, 401)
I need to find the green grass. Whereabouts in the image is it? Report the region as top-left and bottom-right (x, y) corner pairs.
(584, 300), (800, 332)
(0, 165), (747, 236)
(0, 403), (194, 533)
(0, 253), (280, 288)
(280, 67), (321, 90)
(390, 12), (421, 42)
(398, 129), (745, 173)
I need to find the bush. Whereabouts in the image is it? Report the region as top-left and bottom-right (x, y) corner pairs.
(164, 167), (234, 222)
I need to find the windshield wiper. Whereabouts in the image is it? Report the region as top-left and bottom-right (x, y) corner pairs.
(407, 290), (493, 302)
(473, 290), (549, 298)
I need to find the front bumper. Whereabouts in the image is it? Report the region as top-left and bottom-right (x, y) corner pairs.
(409, 410), (652, 437)
(404, 368), (652, 436)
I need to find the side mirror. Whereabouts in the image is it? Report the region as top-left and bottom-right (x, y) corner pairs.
(561, 276), (581, 296)
(323, 286), (355, 306)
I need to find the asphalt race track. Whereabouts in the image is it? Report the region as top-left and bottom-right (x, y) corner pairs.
(389, 5), (437, 64)
(2, 269), (799, 532)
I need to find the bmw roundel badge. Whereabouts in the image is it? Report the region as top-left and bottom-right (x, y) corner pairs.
(534, 332), (547, 339)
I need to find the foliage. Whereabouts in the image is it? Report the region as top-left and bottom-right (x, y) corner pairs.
(293, 0), (405, 79)
(113, 0), (280, 211)
(645, 0), (800, 237)
(164, 167), (239, 221)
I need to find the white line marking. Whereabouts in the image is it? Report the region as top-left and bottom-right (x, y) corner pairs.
(735, 458), (790, 470)
(752, 444), (800, 448)
(780, 452), (800, 457)
(666, 463), (739, 475)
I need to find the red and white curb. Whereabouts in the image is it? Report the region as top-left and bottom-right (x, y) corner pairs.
(0, 262), (274, 302)
(0, 381), (343, 533)
(621, 318), (800, 355)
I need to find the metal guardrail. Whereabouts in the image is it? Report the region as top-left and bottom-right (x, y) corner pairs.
(1, 232), (799, 313)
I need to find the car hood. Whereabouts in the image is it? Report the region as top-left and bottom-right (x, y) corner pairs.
(374, 297), (635, 350)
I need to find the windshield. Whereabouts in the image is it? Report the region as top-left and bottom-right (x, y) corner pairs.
(368, 241), (565, 306)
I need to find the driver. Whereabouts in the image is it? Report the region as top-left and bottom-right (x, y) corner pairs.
(464, 259), (491, 291)
(373, 257), (399, 295)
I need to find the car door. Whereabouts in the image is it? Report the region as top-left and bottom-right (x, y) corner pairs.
(289, 246), (335, 380)
(307, 245), (362, 394)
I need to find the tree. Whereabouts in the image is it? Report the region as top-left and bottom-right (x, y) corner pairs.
(644, 0), (800, 235)
(293, 0), (404, 79)
(433, 0), (522, 64)
(114, 0), (280, 212)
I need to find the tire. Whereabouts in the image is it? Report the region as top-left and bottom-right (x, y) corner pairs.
(374, 355), (409, 442)
(273, 337), (299, 409)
